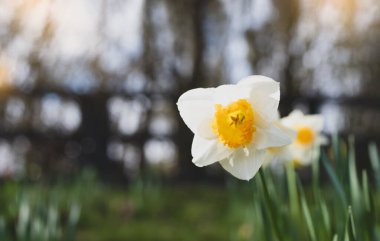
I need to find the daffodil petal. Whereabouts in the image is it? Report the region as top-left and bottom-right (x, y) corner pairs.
(177, 88), (215, 138)
(253, 111), (270, 129)
(191, 135), (233, 167)
(219, 148), (265, 181)
(254, 124), (295, 150)
(197, 117), (216, 139)
(297, 148), (315, 165)
(304, 115), (324, 132)
(317, 135), (328, 145)
(213, 84), (251, 106)
(238, 76), (280, 103)
(281, 109), (304, 128)
(238, 75), (280, 121)
(262, 150), (277, 167)
(276, 121), (297, 140)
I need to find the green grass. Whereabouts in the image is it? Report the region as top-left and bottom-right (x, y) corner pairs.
(1, 172), (380, 241)
(1, 137), (380, 241)
(77, 184), (238, 241)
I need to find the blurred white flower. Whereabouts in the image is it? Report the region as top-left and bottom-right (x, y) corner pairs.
(267, 110), (327, 167)
(177, 75), (294, 180)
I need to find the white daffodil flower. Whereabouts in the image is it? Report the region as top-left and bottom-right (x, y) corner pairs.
(177, 75), (295, 180)
(269, 109), (327, 167)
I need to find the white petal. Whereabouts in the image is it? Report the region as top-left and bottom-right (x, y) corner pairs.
(304, 115), (324, 132)
(296, 148), (315, 166)
(238, 75), (280, 121)
(276, 121), (297, 141)
(276, 147), (293, 163)
(289, 109), (305, 117)
(265, 146), (291, 168)
(253, 123), (295, 150)
(197, 117), (216, 139)
(238, 75), (279, 95)
(213, 84), (251, 106)
(177, 88), (215, 138)
(219, 148), (265, 181)
(317, 135), (329, 145)
(262, 151), (276, 167)
(280, 109), (304, 128)
(191, 135), (232, 167)
(253, 111), (270, 129)
(281, 110), (324, 134)
(287, 145), (304, 160)
(287, 143), (320, 166)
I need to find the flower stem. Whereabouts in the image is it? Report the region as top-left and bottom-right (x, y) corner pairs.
(258, 169), (281, 241)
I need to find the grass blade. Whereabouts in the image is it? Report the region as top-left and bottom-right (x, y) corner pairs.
(320, 199), (331, 236)
(298, 181), (317, 241)
(332, 133), (342, 171)
(369, 142), (380, 190)
(348, 137), (360, 210)
(257, 169), (281, 241)
(344, 206), (357, 241)
(286, 164), (300, 219)
(321, 151), (348, 208)
(312, 147), (321, 199)
(332, 234), (339, 241)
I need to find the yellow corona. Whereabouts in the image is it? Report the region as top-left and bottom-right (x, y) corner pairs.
(212, 99), (255, 149)
(296, 127), (315, 145)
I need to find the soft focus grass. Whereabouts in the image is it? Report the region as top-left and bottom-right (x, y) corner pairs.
(76, 136), (380, 241)
(0, 174), (379, 241)
(0, 176), (264, 241)
(1, 137), (380, 241)
(77, 184), (234, 241)
(0, 175), (246, 241)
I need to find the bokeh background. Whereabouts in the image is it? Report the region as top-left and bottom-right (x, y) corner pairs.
(1, 0), (379, 181)
(0, 0), (380, 240)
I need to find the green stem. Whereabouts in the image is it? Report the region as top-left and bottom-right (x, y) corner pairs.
(258, 169), (281, 241)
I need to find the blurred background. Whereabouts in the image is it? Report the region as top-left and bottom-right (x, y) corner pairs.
(0, 0), (380, 240)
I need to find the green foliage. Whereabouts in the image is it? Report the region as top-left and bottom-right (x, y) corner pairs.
(0, 168), (98, 241)
(227, 137), (380, 241)
(77, 181), (233, 241)
(1, 139), (380, 240)
(0, 185), (80, 241)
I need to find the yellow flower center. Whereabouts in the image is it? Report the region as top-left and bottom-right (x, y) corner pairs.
(296, 127), (315, 145)
(211, 99), (255, 149)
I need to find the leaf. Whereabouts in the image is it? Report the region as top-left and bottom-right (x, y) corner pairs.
(321, 151), (348, 208)
(361, 170), (377, 240)
(320, 200), (331, 235)
(362, 170), (370, 212)
(369, 142), (380, 190)
(344, 206), (357, 241)
(311, 148), (320, 200)
(332, 133), (343, 177)
(348, 137), (360, 210)
(286, 164), (300, 219)
(298, 179), (317, 241)
(0, 216), (6, 241)
(301, 196), (317, 241)
(332, 234), (339, 241)
(257, 169), (281, 241)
